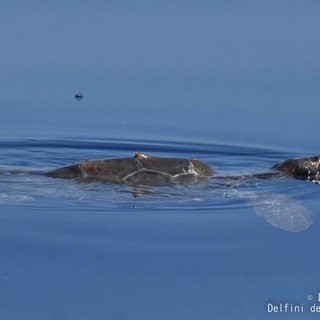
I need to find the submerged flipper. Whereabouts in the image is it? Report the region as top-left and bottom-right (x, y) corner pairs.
(245, 192), (313, 232)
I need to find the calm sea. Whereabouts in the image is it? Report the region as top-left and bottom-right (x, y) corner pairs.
(1, 1), (320, 319)
(0, 138), (318, 320)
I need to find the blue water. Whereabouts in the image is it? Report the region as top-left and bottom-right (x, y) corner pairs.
(1, 1), (320, 319)
(0, 138), (319, 320)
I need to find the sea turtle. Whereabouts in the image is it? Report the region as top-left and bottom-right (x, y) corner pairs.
(2, 152), (319, 232)
(44, 152), (320, 233)
(46, 152), (320, 185)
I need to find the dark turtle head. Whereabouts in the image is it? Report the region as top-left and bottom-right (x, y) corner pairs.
(272, 156), (320, 182)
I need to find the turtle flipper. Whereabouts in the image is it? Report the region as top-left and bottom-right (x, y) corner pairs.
(245, 192), (313, 232)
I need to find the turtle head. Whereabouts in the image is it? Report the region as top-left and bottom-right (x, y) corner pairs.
(272, 156), (320, 182)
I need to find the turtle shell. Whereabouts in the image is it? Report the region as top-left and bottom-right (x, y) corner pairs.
(46, 152), (214, 186)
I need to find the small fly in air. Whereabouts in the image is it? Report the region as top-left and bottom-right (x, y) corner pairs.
(75, 92), (83, 101)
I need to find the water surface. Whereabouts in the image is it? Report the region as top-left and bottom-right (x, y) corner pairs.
(1, 1), (320, 319)
(0, 138), (318, 320)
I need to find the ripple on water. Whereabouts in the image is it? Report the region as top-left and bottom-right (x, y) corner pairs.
(0, 193), (34, 203)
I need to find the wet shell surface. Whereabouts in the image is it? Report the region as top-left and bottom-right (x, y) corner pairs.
(46, 152), (214, 186)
